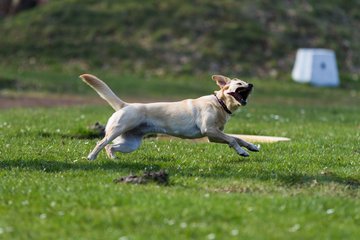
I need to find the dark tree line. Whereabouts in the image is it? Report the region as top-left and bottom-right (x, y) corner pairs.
(0, 0), (47, 17)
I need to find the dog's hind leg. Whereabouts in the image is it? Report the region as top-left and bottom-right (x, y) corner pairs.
(87, 124), (133, 160)
(87, 108), (144, 160)
(88, 128), (132, 160)
(105, 133), (143, 159)
(87, 137), (113, 160)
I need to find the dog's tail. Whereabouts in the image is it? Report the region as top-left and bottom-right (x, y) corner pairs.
(79, 74), (127, 111)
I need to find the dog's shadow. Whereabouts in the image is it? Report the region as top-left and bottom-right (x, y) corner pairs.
(37, 129), (158, 140)
(198, 166), (360, 189)
(0, 158), (151, 173)
(274, 172), (360, 189)
(1, 155), (358, 189)
(37, 130), (102, 140)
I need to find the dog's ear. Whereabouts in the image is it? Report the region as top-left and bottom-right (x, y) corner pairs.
(212, 75), (231, 88)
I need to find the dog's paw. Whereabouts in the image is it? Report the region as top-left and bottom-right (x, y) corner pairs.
(247, 144), (260, 152)
(238, 150), (250, 157)
(107, 154), (118, 160)
(87, 154), (96, 161)
(105, 146), (117, 159)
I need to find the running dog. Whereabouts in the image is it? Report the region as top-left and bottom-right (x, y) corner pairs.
(80, 74), (259, 160)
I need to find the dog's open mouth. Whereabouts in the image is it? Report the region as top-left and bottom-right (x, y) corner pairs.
(228, 84), (253, 106)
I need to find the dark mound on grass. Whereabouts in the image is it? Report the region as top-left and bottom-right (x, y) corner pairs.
(114, 170), (169, 185)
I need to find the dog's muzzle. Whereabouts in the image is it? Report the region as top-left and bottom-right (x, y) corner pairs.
(228, 84), (253, 106)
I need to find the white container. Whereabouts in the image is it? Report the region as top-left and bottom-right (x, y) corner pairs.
(292, 48), (340, 87)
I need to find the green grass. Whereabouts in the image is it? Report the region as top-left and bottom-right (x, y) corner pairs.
(0, 68), (215, 99)
(0, 76), (359, 239)
(1, 67), (359, 102)
(0, 0), (359, 75)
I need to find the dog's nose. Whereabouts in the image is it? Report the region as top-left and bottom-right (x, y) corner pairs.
(248, 83), (253, 89)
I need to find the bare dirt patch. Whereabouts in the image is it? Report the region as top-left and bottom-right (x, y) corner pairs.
(0, 92), (104, 109)
(0, 92), (169, 109)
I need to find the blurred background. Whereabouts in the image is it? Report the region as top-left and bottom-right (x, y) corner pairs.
(0, 0), (359, 103)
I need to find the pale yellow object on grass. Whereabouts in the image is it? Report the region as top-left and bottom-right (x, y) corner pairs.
(228, 134), (290, 143)
(156, 134), (290, 143)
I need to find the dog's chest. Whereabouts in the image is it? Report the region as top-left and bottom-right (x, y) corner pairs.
(213, 112), (230, 131)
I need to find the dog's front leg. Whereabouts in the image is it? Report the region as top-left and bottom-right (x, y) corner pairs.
(233, 137), (259, 152)
(210, 134), (259, 152)
(205, 128), (249, 157)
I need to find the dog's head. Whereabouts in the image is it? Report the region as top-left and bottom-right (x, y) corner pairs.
(212, 75), (253, 111)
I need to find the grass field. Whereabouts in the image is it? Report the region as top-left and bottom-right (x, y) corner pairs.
(0, 74), (359, 239)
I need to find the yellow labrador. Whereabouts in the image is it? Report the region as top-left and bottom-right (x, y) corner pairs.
(80, 74), (259, 160)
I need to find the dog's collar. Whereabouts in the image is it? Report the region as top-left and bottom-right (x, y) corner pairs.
(213, 94), (232, 115)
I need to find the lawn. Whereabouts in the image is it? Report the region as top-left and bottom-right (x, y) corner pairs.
(0, 73), (359, 239)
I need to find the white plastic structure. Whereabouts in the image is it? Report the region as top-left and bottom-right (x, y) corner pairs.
(292, 48), (340, 87)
